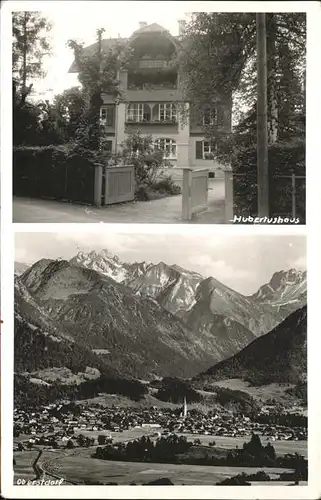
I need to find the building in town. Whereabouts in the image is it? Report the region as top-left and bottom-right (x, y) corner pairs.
(69, 20), (232, 176)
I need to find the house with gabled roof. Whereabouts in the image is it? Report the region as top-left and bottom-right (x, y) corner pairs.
(69, 21), (232, 176)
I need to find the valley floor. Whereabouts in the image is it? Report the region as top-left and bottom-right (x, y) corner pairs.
(13, 429), (307, 486)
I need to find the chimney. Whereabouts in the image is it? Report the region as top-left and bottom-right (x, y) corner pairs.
(178, 19), (186, 36)
(139, 21), (147, 30)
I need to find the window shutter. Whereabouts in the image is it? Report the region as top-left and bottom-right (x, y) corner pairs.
(196, 141), (203, 160)
(107, 106), (115, 127)
(217, 107), (225, 127)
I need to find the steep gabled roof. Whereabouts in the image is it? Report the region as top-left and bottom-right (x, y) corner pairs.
(69, 38), (127, 73)
(132, 23), (169, 35)
(68, 23), (180, 74)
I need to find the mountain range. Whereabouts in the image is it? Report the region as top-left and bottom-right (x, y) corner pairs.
(194, 306), (307, 387)
(70, 250), (306, 335)
(14, 250), (307, 393)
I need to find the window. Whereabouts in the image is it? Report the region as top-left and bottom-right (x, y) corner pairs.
(100, 106), (115, 127)
(202, 108), (217, 126)
(126, 103), (144, 122)
(159, 103), (177, 122)
(203, 141), (213, 159)
(196, 140), (216, 160)
(154, 138), (177, 159)
(105, 140), (113, 152)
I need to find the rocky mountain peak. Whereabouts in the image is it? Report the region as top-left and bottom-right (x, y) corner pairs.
(252, 268), (307, 308)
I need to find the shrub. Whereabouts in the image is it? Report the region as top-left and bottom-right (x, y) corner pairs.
(152, 177), (181, 195)
(135, 176), (181, 201)
(118, 131), (180, 200)
(216, 473), (251, 485)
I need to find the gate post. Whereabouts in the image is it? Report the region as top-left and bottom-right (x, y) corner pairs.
(94, 165), (103, 207)
(182, 168), (192, 220)
(224, 168), (234, 223)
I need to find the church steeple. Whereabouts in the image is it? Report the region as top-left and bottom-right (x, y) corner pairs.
(183, 397), (187, 418)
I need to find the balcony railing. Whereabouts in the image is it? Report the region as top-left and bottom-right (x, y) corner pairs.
(139, 59), (172, 69)
(127, 83), (177, 90)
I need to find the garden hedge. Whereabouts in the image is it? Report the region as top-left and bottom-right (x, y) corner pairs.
(13, 145), (98, 205)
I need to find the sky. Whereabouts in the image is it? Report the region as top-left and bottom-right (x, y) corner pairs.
(15, 232), (306, 295)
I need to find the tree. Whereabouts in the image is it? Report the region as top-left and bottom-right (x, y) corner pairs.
(98, 434), (107, 446)
(12, 11), (52, 103)
(66, 439), (74, 449)
(178, 13), (256, 132)
(265, 442), (276, 461)
(256, 13), (269, 217)
(67, 28), (128, 149)
(243, 433), (263, 457)
(179, 12), (306, 155)
(76, 434), (87, 447)
(53, 87), (87, 142)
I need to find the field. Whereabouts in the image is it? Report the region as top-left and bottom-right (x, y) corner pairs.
(176, 433), (308, 458)
(13, 450), (38, 483)
(40, 451), (294, 485)
(74, 426), (157, 442)
(13, 427), (307, 486)
(73, 427), (307, 458)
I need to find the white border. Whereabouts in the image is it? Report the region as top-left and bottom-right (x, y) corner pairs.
(2, 0), (321, 499)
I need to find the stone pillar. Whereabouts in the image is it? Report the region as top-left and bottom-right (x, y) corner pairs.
(177, 102), (190, 168)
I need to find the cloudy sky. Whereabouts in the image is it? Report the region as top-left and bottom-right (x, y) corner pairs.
(15, 232), (306, 295)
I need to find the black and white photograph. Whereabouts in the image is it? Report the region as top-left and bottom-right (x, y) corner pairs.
(11, 4), (306, 224)
(1, 0), (321, 498)
(12, 231), (307, 486)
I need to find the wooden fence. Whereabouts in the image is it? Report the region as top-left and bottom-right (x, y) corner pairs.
(224, 170), (306, 223)
(94, 165), (135, 207)
(182, 168), (209, 220)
